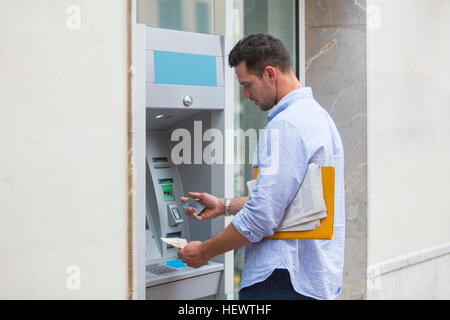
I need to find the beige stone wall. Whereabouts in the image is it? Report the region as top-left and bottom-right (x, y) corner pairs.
(367, 0), (450, 299)
(367, 0), (450, 265)
(0, 0), (130, 298)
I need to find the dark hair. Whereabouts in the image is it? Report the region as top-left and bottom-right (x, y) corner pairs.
(228, 33), (292, 77)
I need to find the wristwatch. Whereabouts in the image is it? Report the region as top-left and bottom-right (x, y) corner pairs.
(224, 198), (231, 216)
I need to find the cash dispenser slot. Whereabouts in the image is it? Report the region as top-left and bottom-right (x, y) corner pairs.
(153, 157), (171, 169)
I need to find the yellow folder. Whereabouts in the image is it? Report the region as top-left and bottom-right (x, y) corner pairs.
(252, 166), (335, 240)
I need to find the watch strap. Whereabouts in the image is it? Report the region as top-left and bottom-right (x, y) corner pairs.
(224, 198), (231, 216)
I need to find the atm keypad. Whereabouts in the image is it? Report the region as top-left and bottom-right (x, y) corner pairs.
(146, 263), (177, 275)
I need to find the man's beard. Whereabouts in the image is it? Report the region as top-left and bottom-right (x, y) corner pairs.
(258, 96), (277, 111)
(257, 81), (277, 111)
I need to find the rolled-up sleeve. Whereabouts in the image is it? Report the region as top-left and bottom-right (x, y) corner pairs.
(232, 120), (312, 243)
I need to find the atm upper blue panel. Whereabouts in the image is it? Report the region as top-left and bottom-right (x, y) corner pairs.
(153, 50), (217, 87)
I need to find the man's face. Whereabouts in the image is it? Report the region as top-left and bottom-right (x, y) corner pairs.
(235, 61), (277, 111)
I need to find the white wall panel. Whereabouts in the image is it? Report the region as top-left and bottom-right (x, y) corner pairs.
(367, 0), (450, 265)
(0, 0), (129, 299)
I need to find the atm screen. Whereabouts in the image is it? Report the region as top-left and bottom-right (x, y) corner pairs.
(162, 185), (175, 202)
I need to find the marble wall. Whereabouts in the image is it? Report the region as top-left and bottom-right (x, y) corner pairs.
(305, 0), (367, 299)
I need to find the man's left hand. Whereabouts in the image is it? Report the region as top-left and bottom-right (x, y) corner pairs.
(178, 241), (209, 268)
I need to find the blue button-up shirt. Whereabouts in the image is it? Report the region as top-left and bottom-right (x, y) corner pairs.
(232, 87), (345, 300)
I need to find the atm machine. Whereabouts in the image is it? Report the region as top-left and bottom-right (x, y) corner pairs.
(135, 26), (230, 300)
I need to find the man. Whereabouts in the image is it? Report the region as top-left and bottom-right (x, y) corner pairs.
(178, 34), (345, 300)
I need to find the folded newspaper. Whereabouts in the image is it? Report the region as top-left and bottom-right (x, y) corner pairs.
(247, 163), (327, 232)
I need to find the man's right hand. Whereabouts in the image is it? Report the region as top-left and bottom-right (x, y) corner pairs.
(180, 192), (224, 221)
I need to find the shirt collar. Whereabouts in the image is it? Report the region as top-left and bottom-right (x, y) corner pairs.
(267, 87), (313, 122)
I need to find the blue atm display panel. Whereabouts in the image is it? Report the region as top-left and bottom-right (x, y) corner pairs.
(153, 50), (217, 87)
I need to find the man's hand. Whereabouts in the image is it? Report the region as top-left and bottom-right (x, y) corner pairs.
(179, 223), (251, 269)
(178, 241), (210, 268)
(180, 192), (224, 221)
